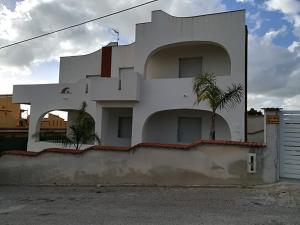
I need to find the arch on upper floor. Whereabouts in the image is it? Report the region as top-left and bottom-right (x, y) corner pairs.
(144, 41), (231, 80)
(142, 108), (231, 144)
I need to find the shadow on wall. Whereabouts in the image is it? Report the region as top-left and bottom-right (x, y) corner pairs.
(144, 42), (231, 79)
(142, 109), (231, 144)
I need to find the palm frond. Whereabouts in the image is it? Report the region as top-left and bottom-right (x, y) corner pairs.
(218, 83), (244, 111)
(193, 73), (223, 111)
(32, 101), (101, 150)
(193, 73), (216, 100)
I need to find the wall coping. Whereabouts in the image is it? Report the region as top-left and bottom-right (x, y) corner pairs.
(247, 129), (264, 135)
(0, 140), (265, 157)
(261, 108), (282, 111)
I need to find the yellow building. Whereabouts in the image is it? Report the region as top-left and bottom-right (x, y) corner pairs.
(0, 94), (67, 129)
(0, 95), (67, 151)
(40, 113), (67, 129)
(0, 95), (22, 128)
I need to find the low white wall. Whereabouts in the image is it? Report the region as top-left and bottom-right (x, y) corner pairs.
(0, 144), (266, 186)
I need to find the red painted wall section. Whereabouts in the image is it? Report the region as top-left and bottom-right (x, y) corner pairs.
(101, 46), (112, 77)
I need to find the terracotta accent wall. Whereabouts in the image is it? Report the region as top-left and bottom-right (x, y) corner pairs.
(101, 46), (112, 77)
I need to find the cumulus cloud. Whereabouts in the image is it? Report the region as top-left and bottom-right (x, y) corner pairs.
(1, 0), (299, 112)
(0, 0), (227, 94)
(248, 30), (300, 109)
(288, 41), (300, 56)
(243, 0), (300, 110)
(265, 0), (300, 38)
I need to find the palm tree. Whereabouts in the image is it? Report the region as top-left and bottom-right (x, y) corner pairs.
(193, 72), (243, 140)
(35, 102), (100, 150)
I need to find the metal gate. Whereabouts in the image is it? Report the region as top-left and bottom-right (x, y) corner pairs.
(280, 111), (300, 179)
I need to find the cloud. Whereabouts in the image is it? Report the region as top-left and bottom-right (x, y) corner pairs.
(0, 0), (227, 93)
(262, 25), (287, 44)
(288, 41), (300, 56)
(283, 95), (300, 109)
(265, 0), (300, 14)
(236, 0), (255, 6)
(247, 12), (263, 32)
(264, 0), (300, 38)
(1, 0), (299, 112)
(247, 29), (300, 109)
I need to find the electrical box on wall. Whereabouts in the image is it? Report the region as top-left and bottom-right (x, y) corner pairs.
(248, 153), (256, 173)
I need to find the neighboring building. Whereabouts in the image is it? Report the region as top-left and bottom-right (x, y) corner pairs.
(247, 108), (264, 143)
(0, 95), (28, 150)
(40, 113), (67, 129)
(0, 95), (67, 150)
(13, 10), (247, 152)
(0, 95), (23, 128)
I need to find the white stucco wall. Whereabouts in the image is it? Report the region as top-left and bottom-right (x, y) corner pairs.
(59, 50), (102, 83)
(111, 44), (135, 78)
(134, 10), (245, 84)
(101, 108), (133, 146)
(146, 43), (231, 79)
(131, 10), (246, 144)
(13, 10), (246, 151)
(143, 109), (230, 143)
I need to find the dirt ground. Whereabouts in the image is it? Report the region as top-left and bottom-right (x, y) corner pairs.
(0, 181), (299, 225)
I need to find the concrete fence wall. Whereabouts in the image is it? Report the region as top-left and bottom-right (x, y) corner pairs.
(0, 141), (271, 186)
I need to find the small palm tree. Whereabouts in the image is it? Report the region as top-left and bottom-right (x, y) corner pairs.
(34, 102), (100, 150)
(193, 72), (243, 140)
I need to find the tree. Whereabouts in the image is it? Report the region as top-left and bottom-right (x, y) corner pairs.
(35, 102), (100, 150)
(193, 72), (243, 140)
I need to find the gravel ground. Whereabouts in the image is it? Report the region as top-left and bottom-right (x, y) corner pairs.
(0, 182), (299, 225)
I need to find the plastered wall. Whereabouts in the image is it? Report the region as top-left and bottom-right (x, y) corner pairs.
(0, 143), (266, 186)
(143, 109), (231, 143)
(146, 44), (231, 79)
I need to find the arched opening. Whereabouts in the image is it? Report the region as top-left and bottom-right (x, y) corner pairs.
(36, 109), (97, 147)
(142, 109), (231, 144)
(37, 110), (68, 141)
(144, 42), (231, 79)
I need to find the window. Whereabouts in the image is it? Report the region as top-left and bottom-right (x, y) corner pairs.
(177, 117), (201, 143)
(118, 117), (132, 138)
(179, 57), (203, 78)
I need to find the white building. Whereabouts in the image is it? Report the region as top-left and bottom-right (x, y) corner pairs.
(13, 10), (247, 152)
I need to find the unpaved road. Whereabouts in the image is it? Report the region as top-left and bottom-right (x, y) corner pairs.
(0, 183), (299, 225)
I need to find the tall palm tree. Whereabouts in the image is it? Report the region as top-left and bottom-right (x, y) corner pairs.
(35, 102), (100, 150)
(193, 73), (244, 140)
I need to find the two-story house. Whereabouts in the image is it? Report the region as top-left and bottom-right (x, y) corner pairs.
(13, 10), (247, 152)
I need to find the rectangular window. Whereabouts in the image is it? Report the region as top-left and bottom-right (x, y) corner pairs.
(177, 117), (201, 143)
(179, 57), (203, 78)
(118, 117), (132, 138)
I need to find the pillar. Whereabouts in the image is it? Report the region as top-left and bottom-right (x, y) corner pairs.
(262, 108), (281, 183)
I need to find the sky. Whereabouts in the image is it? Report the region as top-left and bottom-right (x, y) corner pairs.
(0, 0), (300, 114)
